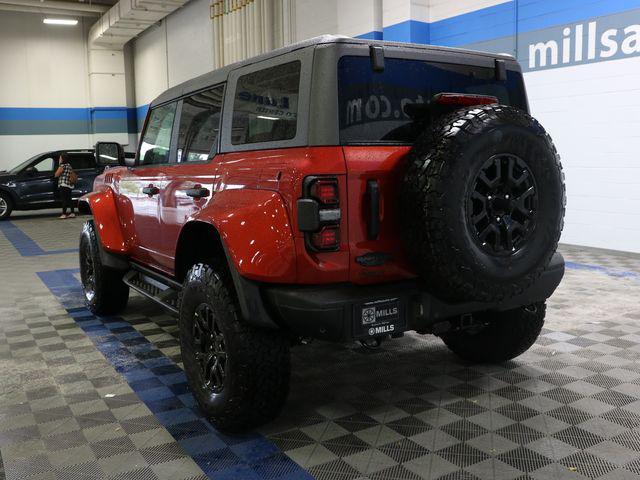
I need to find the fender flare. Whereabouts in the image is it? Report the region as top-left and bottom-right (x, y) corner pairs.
(79, 187), (131, 267)
(191, 188), (297, 284)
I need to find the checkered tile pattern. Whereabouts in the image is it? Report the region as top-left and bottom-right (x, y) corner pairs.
(0, 285), (208, 479)
(35, 269), (312, 480)
(561, 244), (640, 278)
(2, 212), (640, 479)
(0, 214), (81, 256)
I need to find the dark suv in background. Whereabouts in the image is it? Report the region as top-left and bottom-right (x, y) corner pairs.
(0, 149), (130, 219)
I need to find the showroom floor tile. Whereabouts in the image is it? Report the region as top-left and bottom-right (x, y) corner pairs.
(2, 210), (640, 479)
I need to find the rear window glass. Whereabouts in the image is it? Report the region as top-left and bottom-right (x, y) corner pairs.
(231, 61), (301, 145)
(176, 85), (224, 163)
(338, 56), (527, 144)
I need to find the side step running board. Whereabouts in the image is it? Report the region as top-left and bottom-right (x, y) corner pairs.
(123, 263), (182, 315)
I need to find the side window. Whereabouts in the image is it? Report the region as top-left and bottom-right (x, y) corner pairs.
(231, 61), (301, 145)
(31, 157), (55, 173)
(68, 154), (95, 170)
(139, 103), (177, 165)
(176, 85), (224, 163)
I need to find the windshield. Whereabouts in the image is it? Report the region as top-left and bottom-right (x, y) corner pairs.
(338, 56), (527, 144)
(8, 154), (44, 174)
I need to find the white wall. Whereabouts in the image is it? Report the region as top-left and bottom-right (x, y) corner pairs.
(132, 0), (214, 111)
(526, 57), (640, 253)
(133, 24), (169, 108)
(0, 11), (93, 170)
(166, 0), (215, 86)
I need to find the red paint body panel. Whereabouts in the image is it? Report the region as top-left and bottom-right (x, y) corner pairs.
(87, 145), (417, 285)
(157, 161), (221, 273)
(80, 184), (131, 254)
(342, 146), (417, 284)
(217, 147), (350, 284)
(191, 189), (297, 283)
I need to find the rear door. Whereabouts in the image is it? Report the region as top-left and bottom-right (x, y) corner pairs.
(118, 102), (177, 268)
(158, 84), (225, 272)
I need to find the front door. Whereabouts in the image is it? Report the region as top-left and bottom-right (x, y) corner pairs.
(14, 154), (58, 206)
(120, 102), (177, 269)
(158, 84), (225, 273)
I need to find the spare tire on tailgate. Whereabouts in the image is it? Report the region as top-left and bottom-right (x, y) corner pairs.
(401, 104), (565, 302)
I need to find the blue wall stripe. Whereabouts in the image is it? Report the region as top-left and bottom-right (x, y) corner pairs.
(382, 19), (430, 44)
(0, 106), (146, 136)
(38, 268), (315, 480)
(6, 0), (640, 136)
(429, 2), (515, 46)
(517, 0), (640, 34)
(356, 0), (640, 48)
(355, 30), (383, 40)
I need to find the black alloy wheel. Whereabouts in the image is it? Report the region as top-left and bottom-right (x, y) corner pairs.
(78, 220), (129, 315)
(179, 262), (290, 431)
(192, 303), (227, 394)
(467, 153), (538, 256)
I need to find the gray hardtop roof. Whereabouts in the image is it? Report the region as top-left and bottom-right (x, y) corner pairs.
(149, 34), (515, 108)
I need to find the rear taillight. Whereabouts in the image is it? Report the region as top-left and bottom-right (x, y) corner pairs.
(310, 178), (339, 205)
(297, 176), (341, 252)
(312, 226), (340, 250)
(433, 93), (499, 106)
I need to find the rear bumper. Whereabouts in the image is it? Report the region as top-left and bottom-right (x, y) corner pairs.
(263, 253), (565, 342)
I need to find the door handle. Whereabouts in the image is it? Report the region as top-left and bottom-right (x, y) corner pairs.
(142, 185), (159, 196)
(366, 179), (380, 240)
(185, 187), (210, 199)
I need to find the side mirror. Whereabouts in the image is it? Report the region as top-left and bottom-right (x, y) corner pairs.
(24, 167), (37, 176)
(95, 142), (125, 167)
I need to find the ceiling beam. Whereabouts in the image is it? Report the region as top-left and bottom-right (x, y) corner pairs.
(0, 0), (108, 16)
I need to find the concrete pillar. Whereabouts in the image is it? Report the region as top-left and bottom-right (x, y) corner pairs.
(87, 45), (131, 146)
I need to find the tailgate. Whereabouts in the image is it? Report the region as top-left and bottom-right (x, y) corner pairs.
(343, 146), (417, 284)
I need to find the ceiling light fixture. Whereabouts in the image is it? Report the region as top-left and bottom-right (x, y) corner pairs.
(43, 18), (78, 26)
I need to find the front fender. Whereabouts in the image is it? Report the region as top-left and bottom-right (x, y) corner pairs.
(192, 189), (297, 283)
(79, 187), (131, 255)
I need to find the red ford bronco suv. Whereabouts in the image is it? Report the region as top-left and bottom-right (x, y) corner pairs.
(79, 35), (565, 431)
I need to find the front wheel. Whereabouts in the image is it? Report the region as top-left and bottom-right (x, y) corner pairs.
(79, 220), (129, 315)
(440, 302), (546, 363)
(179, 262), (290, 432)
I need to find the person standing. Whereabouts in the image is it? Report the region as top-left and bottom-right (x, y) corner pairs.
(54, 154), (76, 219)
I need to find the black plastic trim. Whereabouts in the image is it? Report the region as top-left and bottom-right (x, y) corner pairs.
(366, 180), (380, 240)
(264, 253), (565, 342)
(370, 45), (385, 71)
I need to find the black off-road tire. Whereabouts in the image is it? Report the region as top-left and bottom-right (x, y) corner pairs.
(402, 105), (565, 302)
(79, 220), (129, 315)
(179, 262), (290, 432)
(441, 302), (546, 363)
(0, 192), (13, 220)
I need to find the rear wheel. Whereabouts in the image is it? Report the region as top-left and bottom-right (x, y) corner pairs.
(179, 262), (290, 432)
(79, 220), (129, 315)
(440, 302), (546, 363)
(0, 192), (13, 220)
